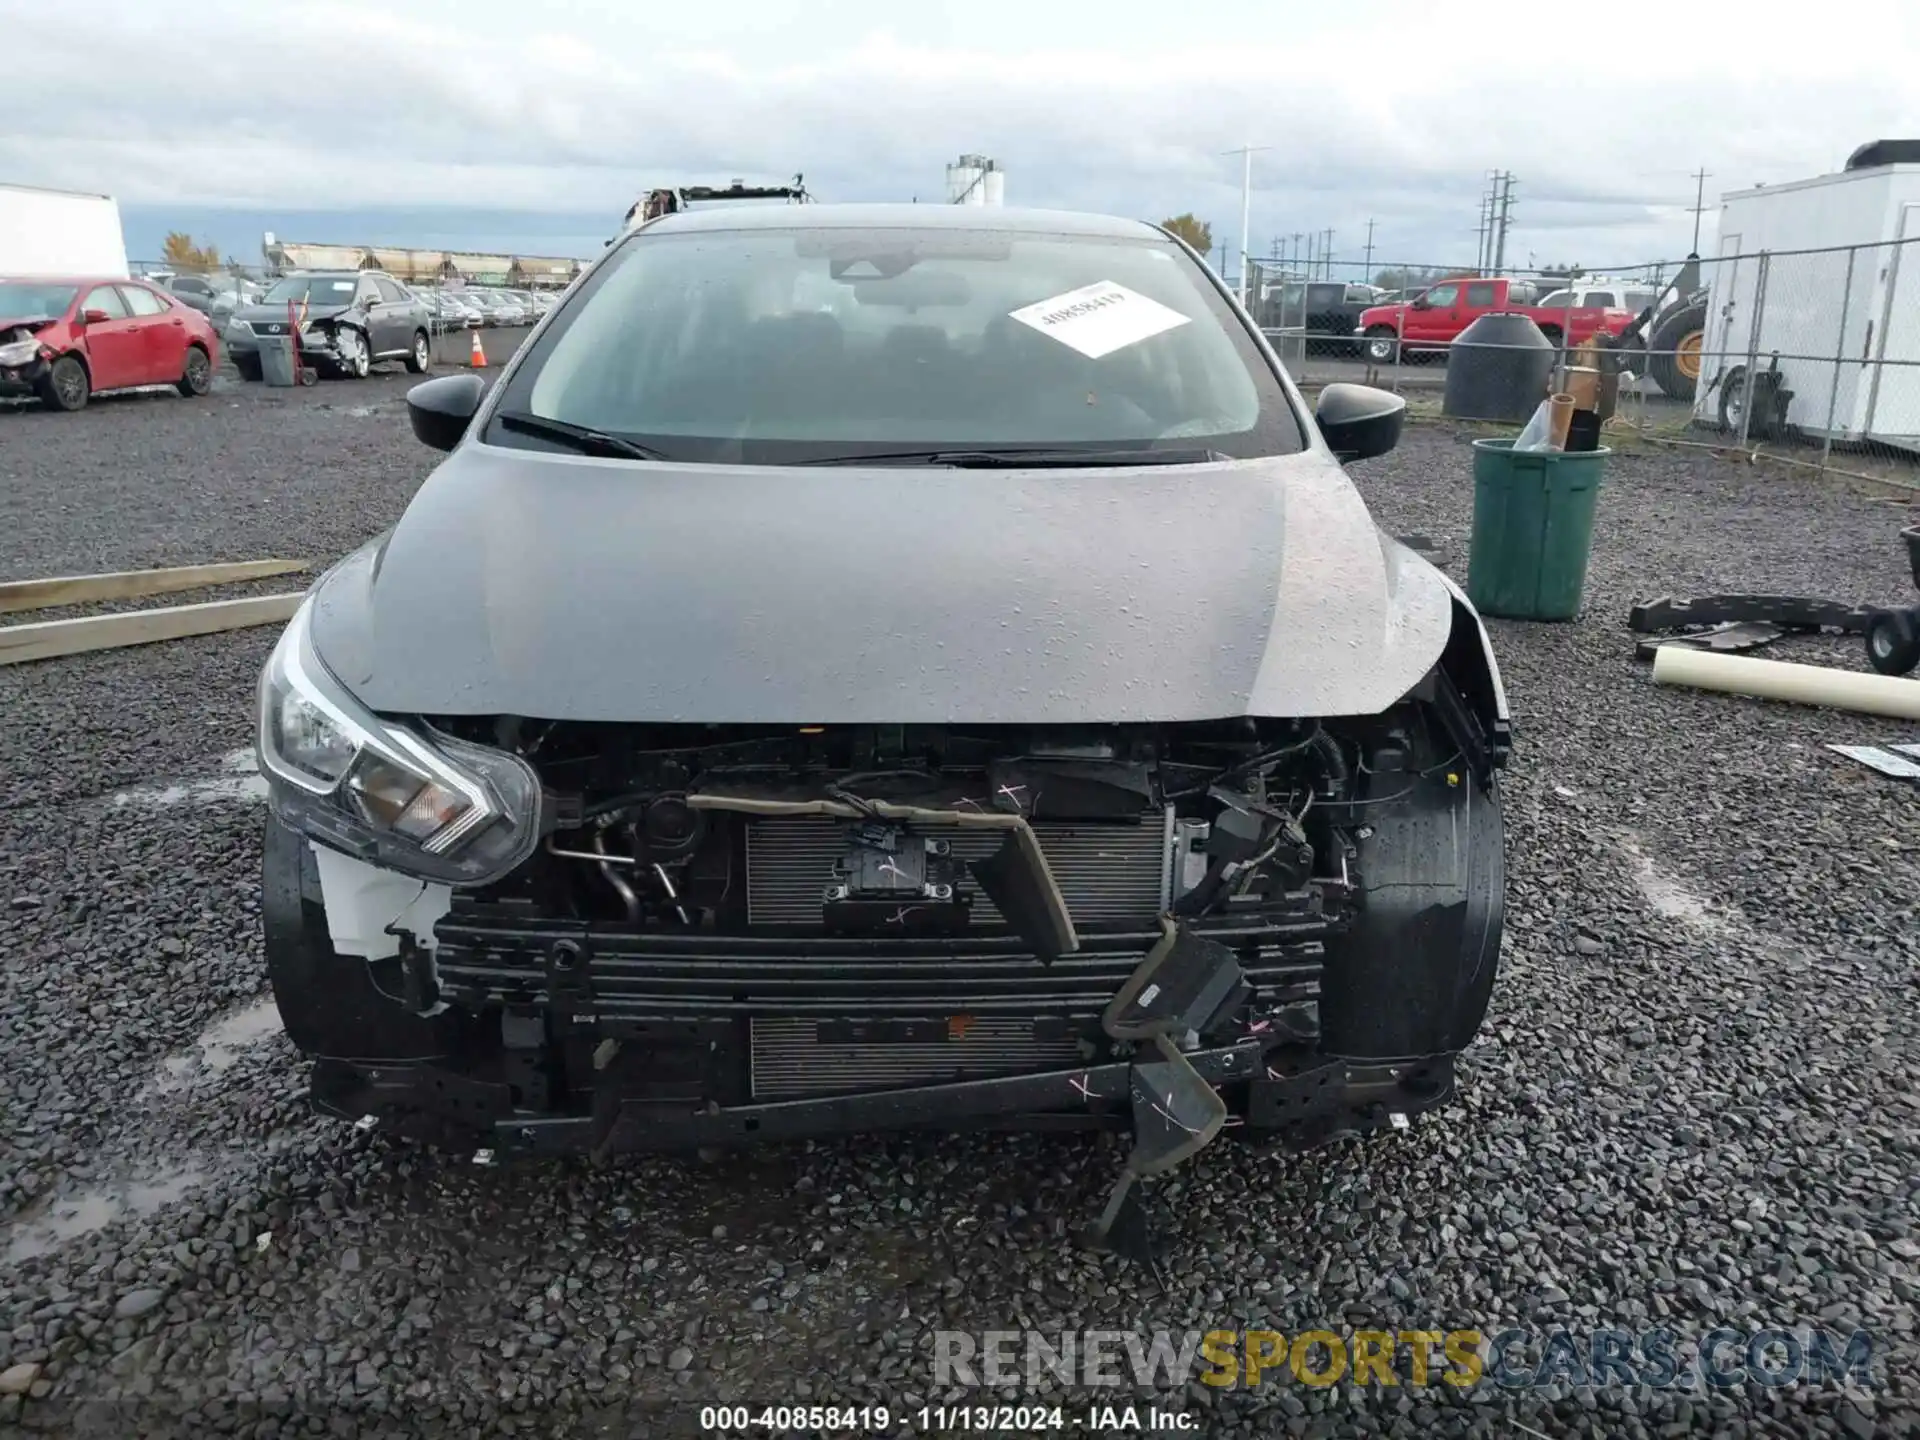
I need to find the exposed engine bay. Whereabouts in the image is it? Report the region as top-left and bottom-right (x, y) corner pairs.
(459, 715), (1364, 944)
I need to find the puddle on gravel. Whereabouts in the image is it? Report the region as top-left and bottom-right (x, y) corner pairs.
(1619, 836), (1722, 931)
(149, 996), (284, 1094)
(4, 1164), (209, 1262)
(111, 749), (268, 808)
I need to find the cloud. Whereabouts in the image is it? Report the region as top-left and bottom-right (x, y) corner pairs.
(6, 0), (1918, 272)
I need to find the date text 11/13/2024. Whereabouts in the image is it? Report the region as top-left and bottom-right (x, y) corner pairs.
(697, 1405), (1188, 1432)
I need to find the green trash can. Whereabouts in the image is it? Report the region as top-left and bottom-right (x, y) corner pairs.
(258, 335), (297, 387)
(1466, 439), (1608, 621)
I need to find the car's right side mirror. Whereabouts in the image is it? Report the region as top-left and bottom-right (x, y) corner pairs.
(1315, 382), (1405, 463)
(407, 372), (487, 451)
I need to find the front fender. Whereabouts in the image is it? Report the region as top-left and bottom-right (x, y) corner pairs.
(1433, 569), (1512, 773)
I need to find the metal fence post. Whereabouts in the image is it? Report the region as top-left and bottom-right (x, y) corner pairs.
(1635, 260), (1665, 440)
(1862, 235), (1904, 443)
(1391, 262), (1405, 395)
(1737, 251), (1770, 449)
(1819, 245), (1857, 475)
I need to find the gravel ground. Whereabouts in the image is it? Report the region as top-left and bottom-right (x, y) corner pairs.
(1, 388), (1917, 1439)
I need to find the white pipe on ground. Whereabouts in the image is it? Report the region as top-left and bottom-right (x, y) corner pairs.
(1651, 645), (1920, 720)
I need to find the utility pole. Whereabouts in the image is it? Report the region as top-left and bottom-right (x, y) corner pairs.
(1322, 228), (1334, 279)
(1493, 172), (1515, 274)
(1475, 183), (1493, 273)
(1305, 231), (1316, 281)
(1223, 144), (1273, 305)
(1290, 232), (1303, 277)
(1362, 218), (1376, 287)
(1688, 167), (1712, 253)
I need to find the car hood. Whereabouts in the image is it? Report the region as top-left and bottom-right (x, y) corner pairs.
(307, 441), (1456, 725)
(0, 315), (60, 334)
(234, 302), (355, 324)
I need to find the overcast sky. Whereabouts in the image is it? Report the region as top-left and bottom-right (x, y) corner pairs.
(8, 0), (1918, 273)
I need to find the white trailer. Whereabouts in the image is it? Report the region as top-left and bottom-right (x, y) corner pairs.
(1694, 145), (1920, 449)
(0, 183), (130, 279)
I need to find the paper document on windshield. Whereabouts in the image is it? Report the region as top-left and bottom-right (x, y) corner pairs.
(1008, 281), (1191, 359)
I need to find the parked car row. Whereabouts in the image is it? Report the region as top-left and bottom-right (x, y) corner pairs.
(149, 272), (267, 327)
(5, 264), (560, 406)
(417, 286), (556, 329)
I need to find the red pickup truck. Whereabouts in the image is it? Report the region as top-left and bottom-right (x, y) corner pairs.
(1355, 278), (1642, 363)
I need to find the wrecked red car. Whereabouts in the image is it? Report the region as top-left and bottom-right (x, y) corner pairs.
(0, 275), (219, 411)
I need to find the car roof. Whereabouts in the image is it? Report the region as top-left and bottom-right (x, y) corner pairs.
(641, 202), (1164, 241)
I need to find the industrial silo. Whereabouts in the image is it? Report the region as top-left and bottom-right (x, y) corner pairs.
(946, 155), (1002, 205)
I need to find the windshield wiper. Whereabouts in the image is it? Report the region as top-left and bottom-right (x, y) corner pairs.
(495, 411), (669, 461)
(798, 446), (1225, 468)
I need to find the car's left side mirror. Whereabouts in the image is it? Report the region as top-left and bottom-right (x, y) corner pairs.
(80, 308), (112, 325)
(1315, 382), (1405, 463)
(407, 372), (487, 452)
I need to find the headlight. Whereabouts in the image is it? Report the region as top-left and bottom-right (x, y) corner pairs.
(257, 601), (540, 884)
(0, 338), (38, 367)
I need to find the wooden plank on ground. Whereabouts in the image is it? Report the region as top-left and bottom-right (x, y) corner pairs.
(0, 593), (304, 666)
(0, 559), (309, 615)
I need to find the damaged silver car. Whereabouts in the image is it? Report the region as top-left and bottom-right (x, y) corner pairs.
(257, 205), (1509, 1253)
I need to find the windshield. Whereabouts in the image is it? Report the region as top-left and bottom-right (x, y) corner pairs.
(0, 281), (79, 318)
(261, 276), (359, 305)
(498, 224), (1303, 463)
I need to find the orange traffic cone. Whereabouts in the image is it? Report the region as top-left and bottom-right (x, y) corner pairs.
(469, 330), (487, 368)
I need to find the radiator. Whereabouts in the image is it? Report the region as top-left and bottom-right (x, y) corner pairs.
(749, 1016), (1087, 1099)
(742, 809), (1174, 928)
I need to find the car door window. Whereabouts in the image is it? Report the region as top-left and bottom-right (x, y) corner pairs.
(84, 286), (130, 320)
(1464, 282), (1497, 307)
(373, 276), (406, 303)
(1421, 284), (1459, 308)
(121, 286), (167, 316)
(1537, 289), (1573, 308)
(1583, 290), (1617, 308)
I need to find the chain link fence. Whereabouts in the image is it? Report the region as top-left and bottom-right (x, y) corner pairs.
(1241, 240), (1920, 483)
